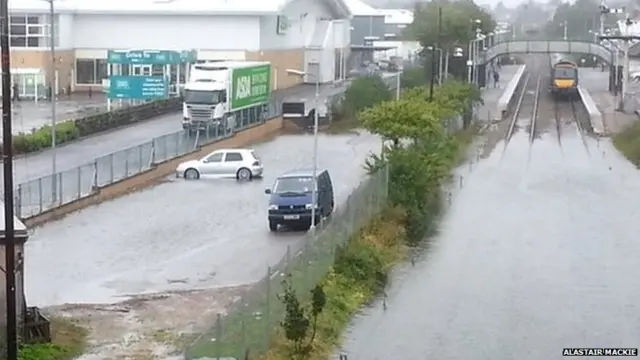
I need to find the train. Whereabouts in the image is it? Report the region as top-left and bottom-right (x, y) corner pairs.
(549, 54), (579, 99)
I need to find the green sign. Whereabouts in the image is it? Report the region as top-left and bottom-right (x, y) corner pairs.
(107, 49), (197, 64)
(230, 65), (271, 111)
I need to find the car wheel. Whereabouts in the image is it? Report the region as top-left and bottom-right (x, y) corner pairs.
(184, 168), (200, 180)
(269, 221), (278, 232)
(236, 167), (252, 181)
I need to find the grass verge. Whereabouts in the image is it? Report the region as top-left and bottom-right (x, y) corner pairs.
(18, 317), (88, 360)
(612, 120), (640, 168)
(262, 207), (408, 360)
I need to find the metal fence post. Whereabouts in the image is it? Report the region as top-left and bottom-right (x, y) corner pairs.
(138, 144), (143, 173)
(58, 172), (64, 206)
(38, 177), (43, 213)
(265, 266), (271, 345)
(124, 151), (130, 178)
(216, 313), (222, 360)
(92, 160), (99, 190)
(150, 139), (156, 166)
(109, 153), (114, 184)
(77, 166), (82, 200)
(15, 184), (22, 219)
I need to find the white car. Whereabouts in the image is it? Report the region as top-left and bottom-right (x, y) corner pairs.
(176, 148), (263, 180)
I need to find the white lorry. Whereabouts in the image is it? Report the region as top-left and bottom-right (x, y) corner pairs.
(182, 60), (272, 132)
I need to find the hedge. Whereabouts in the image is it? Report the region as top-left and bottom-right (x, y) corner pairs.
(4, 97), (182, 155)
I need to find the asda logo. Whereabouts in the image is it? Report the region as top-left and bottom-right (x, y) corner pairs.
(235, 75), (252, 100)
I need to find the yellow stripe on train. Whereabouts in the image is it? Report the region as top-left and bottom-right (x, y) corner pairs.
(553, 79), (575, 88)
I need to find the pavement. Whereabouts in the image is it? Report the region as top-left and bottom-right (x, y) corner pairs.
(578, 68), (638, 134)
(25, 131), (382, 307)
(8, 81), (357, 187)
(474, 65), (522, 122)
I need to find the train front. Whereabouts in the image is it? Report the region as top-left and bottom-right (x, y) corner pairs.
(549, 56), (579, 99)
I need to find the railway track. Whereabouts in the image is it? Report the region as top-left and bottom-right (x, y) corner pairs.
(504, 70), (589, 155)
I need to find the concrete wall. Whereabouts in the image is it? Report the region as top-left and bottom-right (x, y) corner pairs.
(72, 14), (261, 51)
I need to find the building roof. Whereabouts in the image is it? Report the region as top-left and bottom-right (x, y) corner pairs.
(9, 0), (350, 16)
(344, 0), (381, 16)
(377, 9), (414, 25)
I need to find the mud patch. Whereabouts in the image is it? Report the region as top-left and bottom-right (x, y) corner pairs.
(45, 286), (249, 360)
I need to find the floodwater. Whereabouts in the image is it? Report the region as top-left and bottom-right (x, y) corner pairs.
(25, 131), (380, 307)
(338, 121), (640, 359)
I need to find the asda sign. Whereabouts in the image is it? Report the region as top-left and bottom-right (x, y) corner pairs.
(230, 65), (272, 111)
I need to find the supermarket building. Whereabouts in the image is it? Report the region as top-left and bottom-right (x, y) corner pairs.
(7, 0), (351, 99)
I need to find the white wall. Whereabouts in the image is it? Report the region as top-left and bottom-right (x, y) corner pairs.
(57, 14), (75, 49)
(72, 14), (261, 51)
(259, 0), (336, 50)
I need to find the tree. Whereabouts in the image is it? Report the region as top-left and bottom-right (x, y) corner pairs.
(409, 0), (495, 53)
(342, 75), (392, 118)
(544, 0), (612, 41)
(279, 276), (326, 359)
(358, 99), (446, 145)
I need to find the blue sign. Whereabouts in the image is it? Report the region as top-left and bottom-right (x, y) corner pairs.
(107, 49), (197, 64)
(108, 76), (168, 100)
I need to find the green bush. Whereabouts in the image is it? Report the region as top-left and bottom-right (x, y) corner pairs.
(12, 121), (80, 155)
(342, 75), (392, 118)
(19, 343), (67, 360)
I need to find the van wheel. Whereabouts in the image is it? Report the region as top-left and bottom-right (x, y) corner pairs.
(269, 221), (278, 232)
(237, 168), (252, 181)
(184, 168), (200, 180)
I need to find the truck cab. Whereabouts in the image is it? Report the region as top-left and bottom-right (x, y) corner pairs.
(183, 81), (229, 131)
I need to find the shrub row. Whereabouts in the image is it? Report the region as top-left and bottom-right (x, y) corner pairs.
(5, 97), (182, 156)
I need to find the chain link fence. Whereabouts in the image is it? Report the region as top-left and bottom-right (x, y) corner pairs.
(13, 100), (283, 218)
(182, 166), (388, 360)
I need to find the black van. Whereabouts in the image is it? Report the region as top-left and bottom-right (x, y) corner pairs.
(264, 169), (335, 231)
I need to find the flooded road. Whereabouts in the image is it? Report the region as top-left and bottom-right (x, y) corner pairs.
(25, 132), (380, 307)
(338, 121), (640, 359)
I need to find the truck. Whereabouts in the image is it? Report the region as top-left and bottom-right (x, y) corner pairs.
(182, 61), (272, 132)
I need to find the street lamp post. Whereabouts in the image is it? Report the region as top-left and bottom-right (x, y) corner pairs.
(468, 19), (482, 85)
(286, 67), (320, 236)
(44, 0), (58, 201)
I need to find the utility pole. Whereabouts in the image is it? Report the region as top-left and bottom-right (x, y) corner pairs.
(1, 0), (19, 357)
(429, 6), (441, 101)
(563, 20), (568, 40)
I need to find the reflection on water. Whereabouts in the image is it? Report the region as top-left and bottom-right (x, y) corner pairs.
(338, 125), (640, 360)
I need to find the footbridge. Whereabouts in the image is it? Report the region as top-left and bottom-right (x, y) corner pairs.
(480, 40), (616, 65)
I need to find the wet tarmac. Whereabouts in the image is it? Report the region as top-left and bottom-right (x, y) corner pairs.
(338, 123), (640, 359)
(25, 131), (381, 307)
(9, 82), (354, 185)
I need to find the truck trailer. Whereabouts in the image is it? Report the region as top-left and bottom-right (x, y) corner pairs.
(182, 61), (271, 132)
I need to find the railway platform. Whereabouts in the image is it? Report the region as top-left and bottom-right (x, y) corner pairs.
(475, 65), (523, 123)
(579, 68), (637, 135)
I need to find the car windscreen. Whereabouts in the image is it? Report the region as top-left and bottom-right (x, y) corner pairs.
(273, 176), (315, 194)
(184, 90), (222, 104)
(553, 68), (576, 79)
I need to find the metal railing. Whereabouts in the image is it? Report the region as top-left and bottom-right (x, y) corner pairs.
(12, 91), (351, 219)
(13, 100), (282, 218)
(183, 166), (389, 360)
